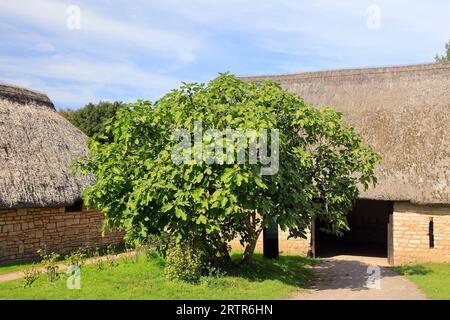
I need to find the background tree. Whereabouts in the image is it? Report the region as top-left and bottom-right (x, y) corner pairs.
(435, 39), (450, 62)
(74, 73), (380, 265)
(59, 101), (123, 137)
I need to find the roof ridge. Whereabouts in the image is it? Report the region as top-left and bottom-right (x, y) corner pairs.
(0, 82), (55, 110)
(240, 62), (450, 81)
(0, 81), (48, 95)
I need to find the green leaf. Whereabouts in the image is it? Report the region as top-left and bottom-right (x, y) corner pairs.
(196, 214), (208, 225)
(161, 203), (173, 212)
(221, 196), (228, 208)
(195, 173), (204, 183)
(221, 168), (234, 184)
(255, 176), (268, 189)
(236, 173), (243, 186)
(175, 207), (187, 221)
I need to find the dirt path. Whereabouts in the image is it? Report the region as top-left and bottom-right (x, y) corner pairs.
(0, 252), (134, 283)
(293, 256), (427, 300)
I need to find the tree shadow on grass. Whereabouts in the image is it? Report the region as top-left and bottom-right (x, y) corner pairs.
(393, 264), (433, 276)
(225, 253), (319, 287)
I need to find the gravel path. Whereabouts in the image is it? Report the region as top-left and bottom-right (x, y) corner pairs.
(293, 256), (427, 300)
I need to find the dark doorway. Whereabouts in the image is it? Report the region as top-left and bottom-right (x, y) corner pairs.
(314, 200), (393, 258)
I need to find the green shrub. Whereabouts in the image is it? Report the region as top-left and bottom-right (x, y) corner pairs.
(23, 266), (41, 288)
(164, 243), (203, 283)
(65, 248), (87, 268)
(37, 249), (60, 282)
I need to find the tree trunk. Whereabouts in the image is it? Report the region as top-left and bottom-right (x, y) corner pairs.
(240, 214), (272, 264)
(241, 229), (262, 264)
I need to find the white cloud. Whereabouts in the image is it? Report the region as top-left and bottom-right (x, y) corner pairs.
(139, 0), (450, 64)
(0, 56), (183, 106)
(0, 56), (179, 88)
(0, 0), (200, 62)
(0, 0), (202, 107)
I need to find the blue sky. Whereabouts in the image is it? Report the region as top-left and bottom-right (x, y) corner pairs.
(0, 0), (449, 109)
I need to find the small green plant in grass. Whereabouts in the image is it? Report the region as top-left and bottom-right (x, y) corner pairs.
(121, 248), (137, 265)
(205, 262), (226, 278)
(22, 266), (41, 288)
(105, 245), (119, 268)
(92, 248), (105, 271)
(37, 249), (60, 282)
(200, 262), (227, 287)
(134, 244), (148, 263)
(124, 243), (143, 264)
(164, 243), (203, 283)
(66, 248), (87, 268)
(106, 256), (118, 268)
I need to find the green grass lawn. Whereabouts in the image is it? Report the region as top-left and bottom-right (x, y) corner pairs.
(0, 253), (317, 300)
(394, 263), (450, 300)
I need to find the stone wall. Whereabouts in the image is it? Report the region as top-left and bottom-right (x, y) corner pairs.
(229, 227), (311, 256)
(0, 207), (123, 265)
(393, 203), (450, 264)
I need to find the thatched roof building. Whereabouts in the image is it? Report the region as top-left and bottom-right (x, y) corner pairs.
(0, 83), (93, 209)
(242, 63), (450, 205)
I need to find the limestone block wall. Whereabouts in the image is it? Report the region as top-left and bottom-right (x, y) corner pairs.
(0, 207), (124, 265)
(229, 227), (311, 256)
(393, 203), (450, 264)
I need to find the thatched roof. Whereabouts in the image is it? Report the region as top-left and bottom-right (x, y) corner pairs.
(242, 63), (450, 204)
(0, 83), (93, 209)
